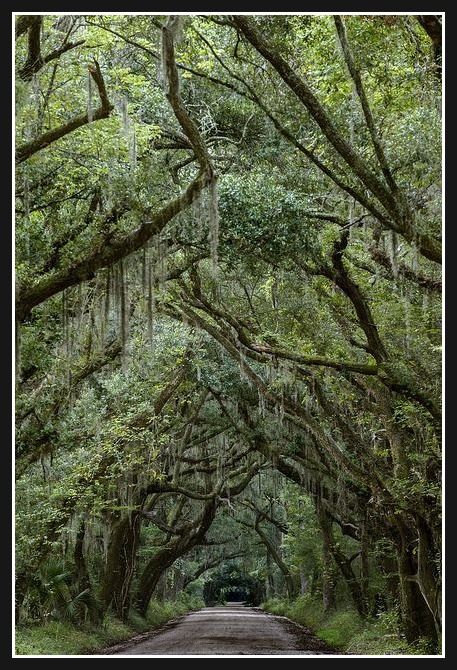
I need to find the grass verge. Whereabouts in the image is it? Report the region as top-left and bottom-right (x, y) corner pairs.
(15, 594), (203, 655)
(262, 595), (438, 655)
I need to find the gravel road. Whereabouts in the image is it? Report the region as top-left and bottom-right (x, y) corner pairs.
(103, 603), (338, 656)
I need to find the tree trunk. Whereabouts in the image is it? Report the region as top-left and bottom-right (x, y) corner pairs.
(15, 572), (29, 624)
(317, 499), (368, 615)
(395, 519), (437, 642)
(416, 515), (441, 634)
(316, 501), (336, 612)
(331, 542), (367, 617)
(100, 512), (141, 619)
(74, 519), (101, 623)
(310, 565), (319, 596)
(74, 520), (91, 593)
(266, 550), (275, 598)
(155, 570), (167, 602)
(136, 541), (190, 616)
(136, 499), (218, 616)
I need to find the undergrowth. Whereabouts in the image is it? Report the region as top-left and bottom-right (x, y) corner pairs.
(262, 595), (438, 656)
(15, 593), (203, 655)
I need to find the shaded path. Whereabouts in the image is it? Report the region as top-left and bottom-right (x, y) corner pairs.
(104, 603), (338, 656)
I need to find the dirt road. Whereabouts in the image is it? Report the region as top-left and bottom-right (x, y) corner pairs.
(104, 603), (338, 656)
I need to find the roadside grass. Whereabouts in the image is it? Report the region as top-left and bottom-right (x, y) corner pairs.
(262, 595), (438, 655)
(15, 594), (203, 655)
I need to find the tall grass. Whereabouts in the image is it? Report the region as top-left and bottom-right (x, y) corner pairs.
(262, 595), (438, 655)
(15, 594), (203, 655)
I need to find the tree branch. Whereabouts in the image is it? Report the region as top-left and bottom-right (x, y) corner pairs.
(16, 173), (209, 321)
(334, 16), (400, 196)
(232, 16), (441, 264)
(16, 60), (113, 163)
(329, 229), (388, 362)
(232, 16), (400, 221)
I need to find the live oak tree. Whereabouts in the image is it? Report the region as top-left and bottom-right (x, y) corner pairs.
(15, 14), (441, 651)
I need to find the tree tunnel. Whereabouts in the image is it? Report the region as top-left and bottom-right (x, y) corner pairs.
(15, 12), (442, 654)
(203, 566), (265, 607)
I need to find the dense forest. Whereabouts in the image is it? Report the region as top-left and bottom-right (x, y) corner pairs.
(15, 14), (442, 656)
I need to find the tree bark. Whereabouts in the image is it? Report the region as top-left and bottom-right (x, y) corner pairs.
(316, 500), (336, 612)
(360, 523), (370, 614)
(299, 569), (309, 595)
(416, 515), (441, 634)
(74, 520), (91, 593)
(394, 519), (437, 642)
(135, 500), (217, 616)
(100, 512), (142, 620)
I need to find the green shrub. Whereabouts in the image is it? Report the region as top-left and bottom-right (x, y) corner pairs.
(262, 597), (290, 617)
(126, 610), (149, 632)
(347, 612), (438, 656)
(15, 621), (102, 655)
(98, 615), (135, 645)
(316, 609), (364, 648)
(289, 594), (325, 630)
(177, 592), (204, 610)
(261, 597), (438, 655)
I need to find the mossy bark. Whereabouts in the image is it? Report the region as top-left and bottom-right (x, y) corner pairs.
(100, 512), (141, 620)
(395, 519), (437, 643)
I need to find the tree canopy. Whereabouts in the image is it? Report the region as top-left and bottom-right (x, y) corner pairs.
(15, 13), (442, 655)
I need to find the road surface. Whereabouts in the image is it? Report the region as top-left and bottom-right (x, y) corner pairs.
(104, 603), (337, 656)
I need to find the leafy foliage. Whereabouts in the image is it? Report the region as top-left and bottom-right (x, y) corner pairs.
(15, 12), (441, 656)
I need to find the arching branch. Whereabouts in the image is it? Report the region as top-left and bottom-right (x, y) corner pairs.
(231, 16), (441, 263)
(16, 60), (113, 163)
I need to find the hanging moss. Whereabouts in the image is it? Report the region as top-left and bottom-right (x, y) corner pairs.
(87, 70), (93, 123)
(208, 177), (220, 279)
